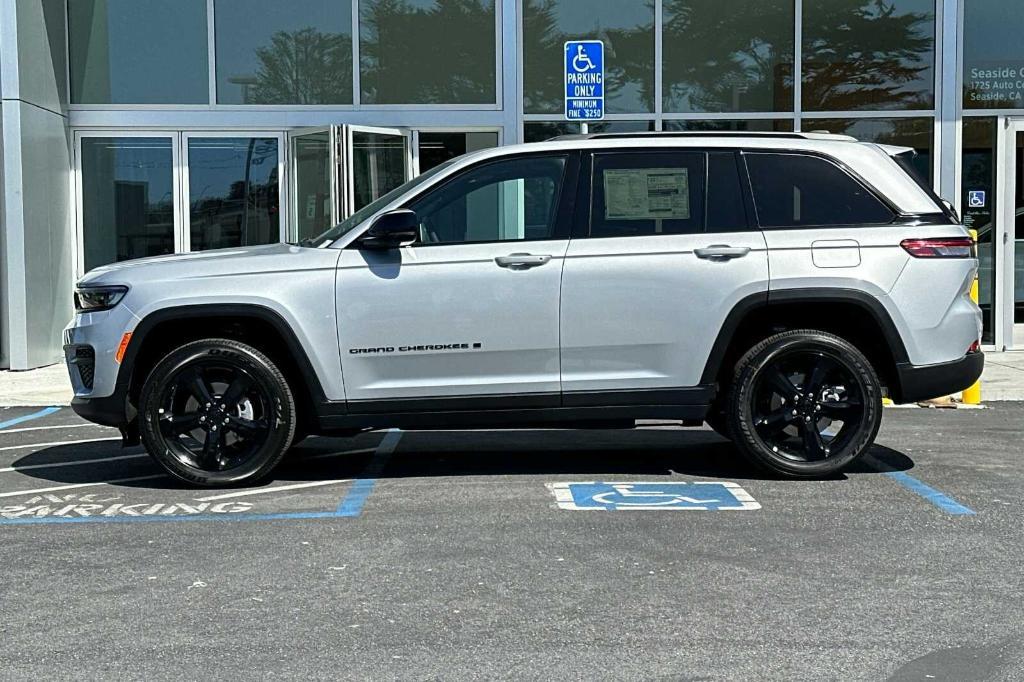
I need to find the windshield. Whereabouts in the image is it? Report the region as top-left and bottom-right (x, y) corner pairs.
(302, 158), (460, 247)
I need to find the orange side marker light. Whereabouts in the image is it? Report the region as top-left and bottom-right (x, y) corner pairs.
(115, 332), (133, 364)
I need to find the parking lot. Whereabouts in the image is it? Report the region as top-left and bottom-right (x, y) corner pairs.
(0, 404), (1022, 680)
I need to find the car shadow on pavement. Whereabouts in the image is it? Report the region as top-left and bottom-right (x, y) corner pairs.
(9, 427), (915, 490)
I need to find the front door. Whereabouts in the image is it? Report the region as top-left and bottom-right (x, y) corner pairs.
(559, 150), (769, 400)
(336, 152), (578, 406)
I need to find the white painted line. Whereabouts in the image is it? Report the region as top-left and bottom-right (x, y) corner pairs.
(0, 423), (117, 435)
(0, 452), (149, 474)
(0, 475), (166, 498)
(194, 479), (354, 501)
(0, 437), (121, 452)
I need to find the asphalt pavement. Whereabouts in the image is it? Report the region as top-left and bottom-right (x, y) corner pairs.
(0, 403), (1022, 680)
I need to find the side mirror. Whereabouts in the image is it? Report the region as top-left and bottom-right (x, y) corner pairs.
(358, 209), (419, 249)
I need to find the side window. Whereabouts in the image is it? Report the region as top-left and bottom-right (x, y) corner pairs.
(590, 152), (706, 238)
(408, 155), (567, 245)
(744, 153), (894, 228)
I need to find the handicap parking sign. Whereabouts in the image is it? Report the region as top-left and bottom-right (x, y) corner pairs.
(564, 40), (604, 121)
(968, 190), (986, 208)
(546, 481), (760, 511)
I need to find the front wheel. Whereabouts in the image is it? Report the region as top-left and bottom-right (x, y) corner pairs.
(726, 330), (882, 478)
(139, 338), (296, 487)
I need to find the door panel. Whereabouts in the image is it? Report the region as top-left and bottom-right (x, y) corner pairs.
(560, 232), (769, 393)
(337, 241), (568, 402)
(343, 125), (411, 215)
(289, 127), (336, 243)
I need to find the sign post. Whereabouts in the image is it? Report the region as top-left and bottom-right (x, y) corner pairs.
(564, 40), (604, 125)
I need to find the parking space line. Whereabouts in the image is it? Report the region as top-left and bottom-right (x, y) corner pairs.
(336, 429), (402, 517)
(196, 479), (353, 501)
(0, 453), (147, 474)
(0, 423), (115, 435)
(866, 455), (976, 516)
(0, 407), (61, 431)
(0, 475), (166, 498)
(0, 437), (121, 452)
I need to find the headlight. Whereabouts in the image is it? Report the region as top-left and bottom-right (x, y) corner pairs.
(74, 285), (128, 312)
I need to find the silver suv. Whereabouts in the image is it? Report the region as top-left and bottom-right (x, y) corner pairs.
(65, 132), (984, 486)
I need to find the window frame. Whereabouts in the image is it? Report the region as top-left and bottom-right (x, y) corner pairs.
(395, 150), (582, 248)
(574, 147), (756, 240)
(739, 149), (901, 229)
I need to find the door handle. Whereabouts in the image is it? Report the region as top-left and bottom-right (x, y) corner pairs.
(694, 245), (751, 260)
(495, 253), (552, 269)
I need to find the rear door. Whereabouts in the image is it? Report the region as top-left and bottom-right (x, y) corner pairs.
(559, 149), (769, 403)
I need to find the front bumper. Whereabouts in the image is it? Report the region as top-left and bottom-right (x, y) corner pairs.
(71, 394), (133, 428)
(894, 351), (984, 404)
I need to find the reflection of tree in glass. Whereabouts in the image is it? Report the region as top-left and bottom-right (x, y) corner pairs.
(360, 0), (495, 104)
(802, 0), (933, 111)
(523, 0), (654, 114)
(251, 28), (353, 105)
(662, 0), (793, 113)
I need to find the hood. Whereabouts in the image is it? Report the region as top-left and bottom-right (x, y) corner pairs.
(78, 243), (341, 288)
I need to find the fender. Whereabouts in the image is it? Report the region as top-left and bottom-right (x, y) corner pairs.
(116, 303), (330, 407)
(699, 287), (911, 385)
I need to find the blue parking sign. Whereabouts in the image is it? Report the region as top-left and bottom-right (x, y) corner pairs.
(564, 40), (604, 121)
(546, 481), (760, 511)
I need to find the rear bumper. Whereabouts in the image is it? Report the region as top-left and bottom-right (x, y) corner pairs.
(894, 351), (984, 404)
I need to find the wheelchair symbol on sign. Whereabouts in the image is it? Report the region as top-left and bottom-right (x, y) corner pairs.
(572, 44), (597, 72)
(590, 483), (719, 507)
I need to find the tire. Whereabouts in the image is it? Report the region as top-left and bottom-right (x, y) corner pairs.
(725, 330), (882, 478)
(139, 338), (297, 487)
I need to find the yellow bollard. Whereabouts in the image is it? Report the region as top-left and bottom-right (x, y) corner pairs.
(962, 228), (982, 405)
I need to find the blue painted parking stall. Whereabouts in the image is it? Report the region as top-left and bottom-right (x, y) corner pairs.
(547, 481), (761, 510)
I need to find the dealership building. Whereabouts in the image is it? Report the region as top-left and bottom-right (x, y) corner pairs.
(0, 0), (1021, 369)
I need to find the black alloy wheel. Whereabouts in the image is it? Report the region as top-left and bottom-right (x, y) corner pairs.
(727, 330), (882, 477)
(139, 339), (296, 487)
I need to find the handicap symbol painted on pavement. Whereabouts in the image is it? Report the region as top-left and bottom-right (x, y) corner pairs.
(546, 481), (760, 511)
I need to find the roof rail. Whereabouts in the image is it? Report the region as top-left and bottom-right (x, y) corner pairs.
(549, 131), (846, 141)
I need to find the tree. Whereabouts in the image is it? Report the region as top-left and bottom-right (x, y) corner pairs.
(252, 27), (353, 104)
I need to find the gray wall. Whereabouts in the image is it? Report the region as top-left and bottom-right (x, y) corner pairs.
(0, 0), (72, 369)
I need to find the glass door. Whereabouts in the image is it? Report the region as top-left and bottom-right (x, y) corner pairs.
(289, 127), (337, 243)
(342, 125), (412, 215)
(74, 131), (181, 273)
(1011, 128), (1024, 347)
(182, 132), (286, 251)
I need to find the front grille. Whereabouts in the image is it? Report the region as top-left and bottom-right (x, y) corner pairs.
(74, 346), (95, 390)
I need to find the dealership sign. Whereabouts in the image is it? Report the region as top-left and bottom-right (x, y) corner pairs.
(966, 62), (1024, 105)
(564, 40), (604, 121)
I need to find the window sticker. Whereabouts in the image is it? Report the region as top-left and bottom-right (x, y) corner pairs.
(604, 168), (690, 220)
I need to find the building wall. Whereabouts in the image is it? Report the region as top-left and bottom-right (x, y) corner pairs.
(0, 0), (72, 369)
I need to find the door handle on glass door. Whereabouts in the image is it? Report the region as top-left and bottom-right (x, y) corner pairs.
(694, 245), (750, 260)
(495, 253), (552, 269)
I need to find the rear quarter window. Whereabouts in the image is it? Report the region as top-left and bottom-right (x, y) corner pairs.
(744, 152), (895, 228)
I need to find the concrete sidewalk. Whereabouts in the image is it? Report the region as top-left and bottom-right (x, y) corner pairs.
(3, 352), (1024, 406)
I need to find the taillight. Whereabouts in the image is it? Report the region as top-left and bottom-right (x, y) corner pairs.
(968, 340), (981, 354)
(900, 237), (974, 258)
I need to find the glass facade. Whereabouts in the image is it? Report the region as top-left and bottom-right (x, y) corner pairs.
(963, 0), (1024, 110)
(663, 0), (793, 113)
(807, 117), (933, 181)
(359, 0), (497, 104)
(69, 0), (208, 104)
(802, 0), (935, 111)
(523, 0), (654, 114)
(214, 0), (353, 105)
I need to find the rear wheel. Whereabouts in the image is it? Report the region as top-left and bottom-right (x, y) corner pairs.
(139, 338), (296, 487)
(726, 330), (881, 478)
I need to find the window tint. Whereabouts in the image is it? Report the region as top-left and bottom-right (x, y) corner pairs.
(591, 152), (705, 238)
(707, 152), (748, 231)
(408, 156), (568, 245)
(745, 153), (894, 228)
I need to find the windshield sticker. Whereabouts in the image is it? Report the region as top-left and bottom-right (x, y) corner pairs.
(604, 168), (690, 221)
